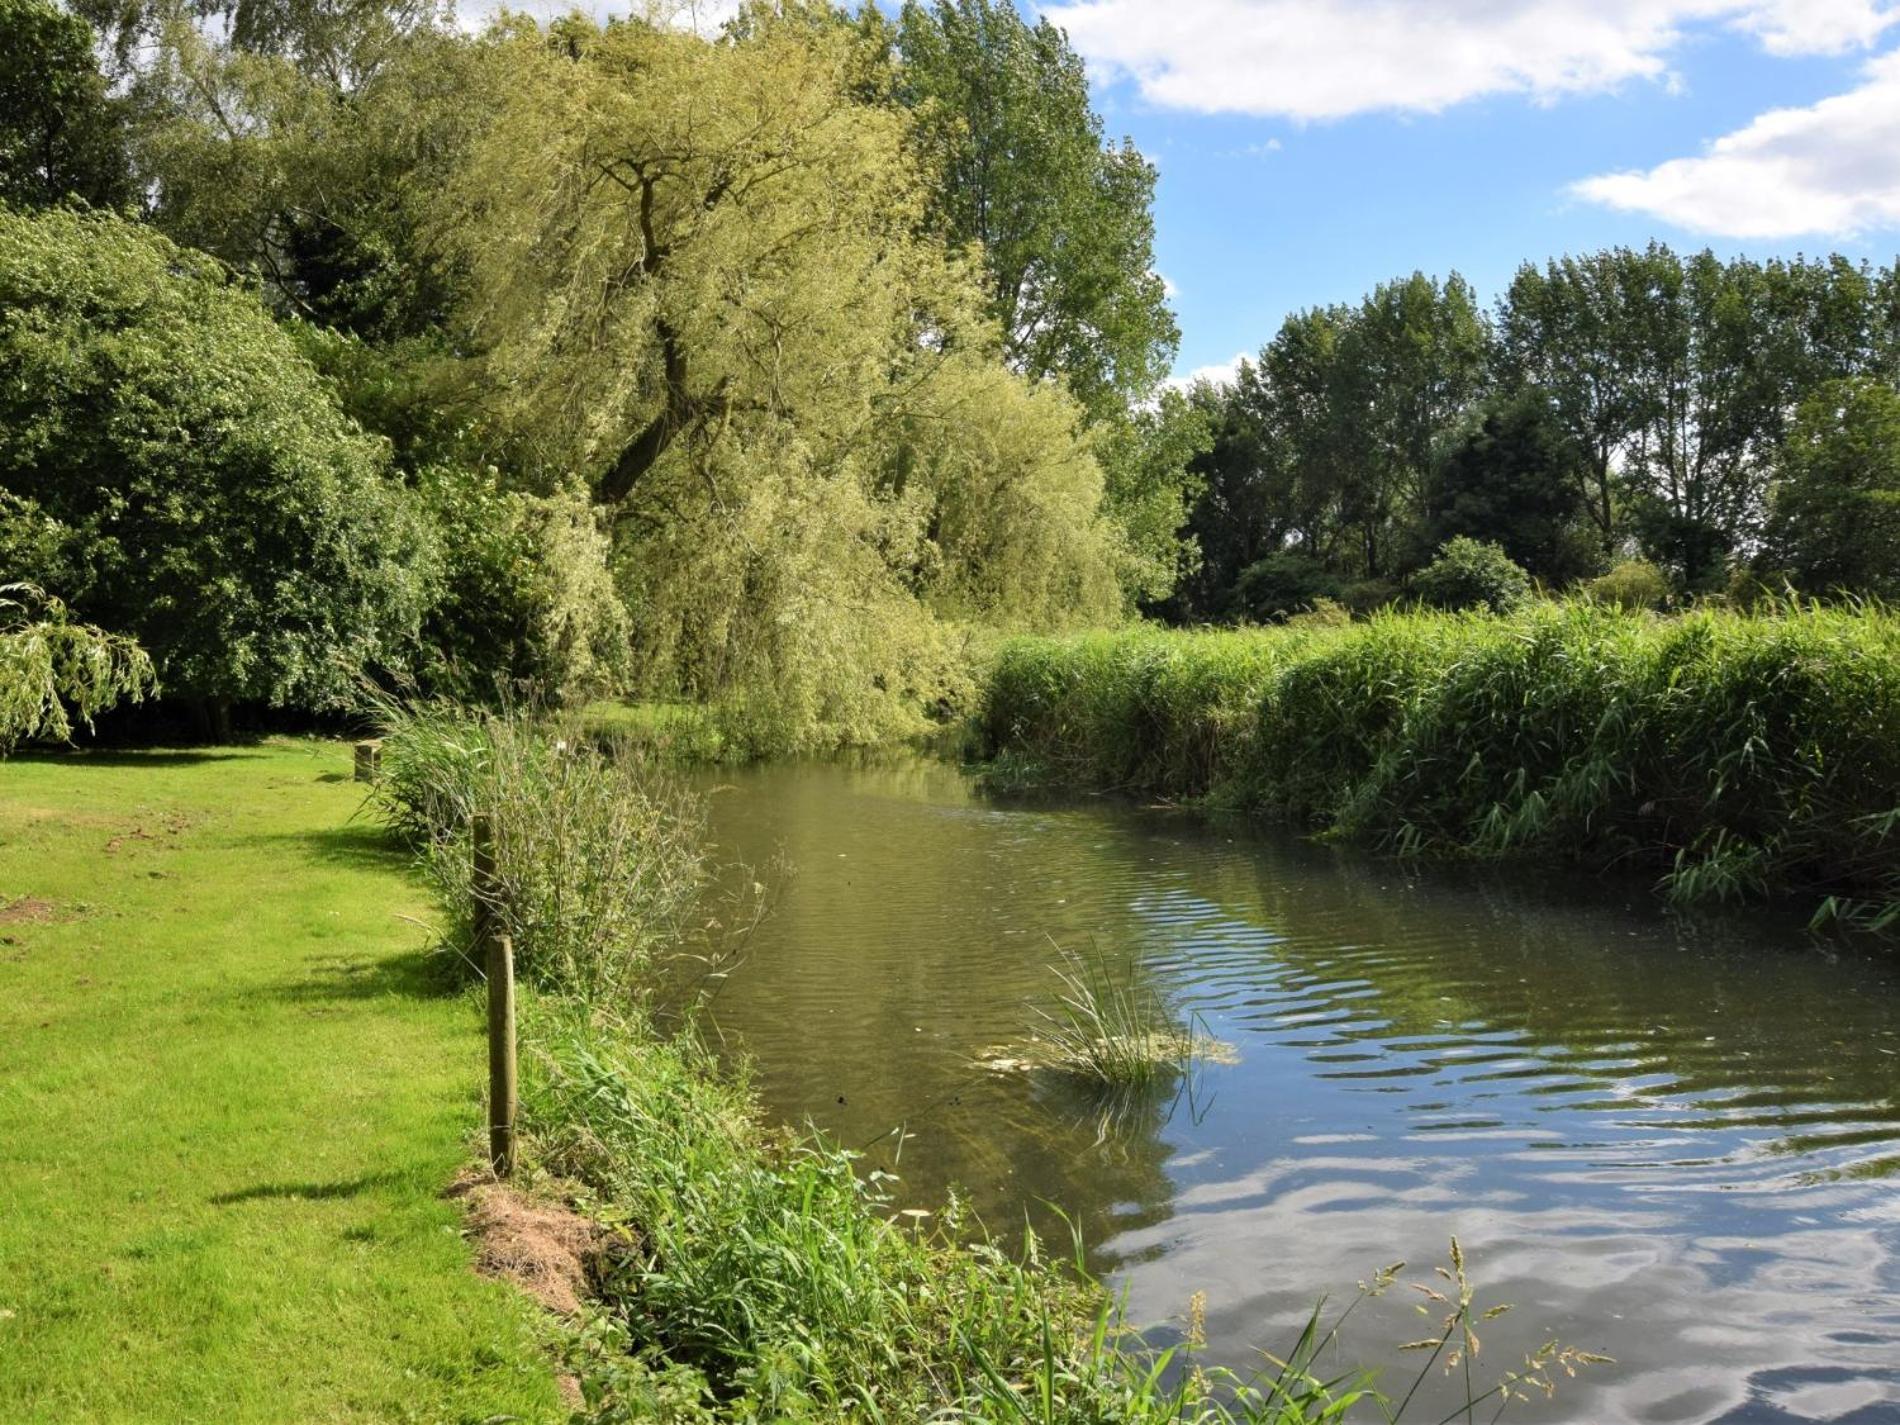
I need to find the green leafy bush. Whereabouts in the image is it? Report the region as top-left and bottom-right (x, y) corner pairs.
(0, 207), (431, 714)
(1230, 551), (1344, 623)
(1582, 559), (1672, 612)
(1411, 537), (1531, 614)
(416, 467), (631, 706)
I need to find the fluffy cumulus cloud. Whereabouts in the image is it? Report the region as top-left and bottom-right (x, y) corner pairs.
(1037, 0), (1898, 120)
(1575, 48), (1900, 236)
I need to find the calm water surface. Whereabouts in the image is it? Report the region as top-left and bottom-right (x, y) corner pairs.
(694, 758), (1900, 1424)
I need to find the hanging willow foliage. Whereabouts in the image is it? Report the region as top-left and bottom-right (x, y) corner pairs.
(0, 584), (156, 751)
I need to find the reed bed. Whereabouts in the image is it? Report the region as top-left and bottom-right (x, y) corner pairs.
(980, 602), (1900, 927)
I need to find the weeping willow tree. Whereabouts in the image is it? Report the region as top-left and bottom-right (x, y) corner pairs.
(441, 6), (1125, 748)
(0, 585), (155, 752)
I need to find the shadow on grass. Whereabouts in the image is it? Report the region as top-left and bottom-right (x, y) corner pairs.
(210, 1171), (407, 1206)
(9, 748), (254, 769)
(258, 823), (409, 874)
(268, 947), (465, 1004)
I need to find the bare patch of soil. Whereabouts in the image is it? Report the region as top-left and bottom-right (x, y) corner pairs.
(0, 897), (62, 925)
(449, 1172), (604, 1318)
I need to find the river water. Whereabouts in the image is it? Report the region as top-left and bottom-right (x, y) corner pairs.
(692, 757), (1900, 1424)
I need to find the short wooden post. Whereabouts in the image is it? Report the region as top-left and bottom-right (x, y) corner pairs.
(471, 814), (517, 1177)
(352, 740), (381, 783)
(487, 934), (517, 1178)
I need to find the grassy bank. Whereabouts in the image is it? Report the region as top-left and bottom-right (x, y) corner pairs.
(978, 602), (1900, 926)
(0, 743), (564, 1423)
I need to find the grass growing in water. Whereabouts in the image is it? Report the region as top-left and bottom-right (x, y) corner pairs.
(979, 601), (1900, 928)
(1032, 948), (1225, 1089)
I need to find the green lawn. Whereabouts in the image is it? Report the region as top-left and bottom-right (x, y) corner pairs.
(0, 740), (566, 1423)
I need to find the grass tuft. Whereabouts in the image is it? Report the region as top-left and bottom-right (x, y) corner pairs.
(1032, 948), (1222, 1090)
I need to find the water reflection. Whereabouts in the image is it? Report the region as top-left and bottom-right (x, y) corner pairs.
(694, 758), (1900, 1424)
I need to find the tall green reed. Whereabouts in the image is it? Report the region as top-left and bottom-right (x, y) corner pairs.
(367, 695), (707, 1002)
(980, 601), (1900, 926)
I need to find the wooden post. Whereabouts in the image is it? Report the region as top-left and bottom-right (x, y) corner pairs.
(471, 814), (516, 1177)
(353, 740), (381, 783)
(488, 934), (517, 1178)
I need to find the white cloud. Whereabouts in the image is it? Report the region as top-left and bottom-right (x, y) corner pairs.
(1168, 351), (1253, 391)
(1036, 0), (1898, 120)
(1738, 0), (1898, 54)
(1574, 48), (1900, 236)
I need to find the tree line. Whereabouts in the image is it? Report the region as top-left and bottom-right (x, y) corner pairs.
(1172, 250), (1900, 623)
(0, 0), (1202, 745)
(6, 0), (1899, 745)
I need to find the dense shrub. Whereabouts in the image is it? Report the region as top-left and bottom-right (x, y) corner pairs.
(416, 467), (631, 706)
(0, 208), (431, 715)
(1582, 559), (1671, 612)
(1230, 550), (1344, 622)
(1411, 537), (1531, 614)
(981, 605), (1900, 926)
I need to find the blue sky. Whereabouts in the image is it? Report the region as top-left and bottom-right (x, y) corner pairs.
(1024, 1), (1900, 382)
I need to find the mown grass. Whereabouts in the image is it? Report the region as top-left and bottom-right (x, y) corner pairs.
(978, 602), (1900, 927)
(0, 742), (564, 1423)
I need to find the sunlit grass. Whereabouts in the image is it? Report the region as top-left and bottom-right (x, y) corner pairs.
(0, 742), (563, 1422)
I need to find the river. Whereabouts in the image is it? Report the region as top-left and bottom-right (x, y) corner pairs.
(692, 756), (1900, 1424)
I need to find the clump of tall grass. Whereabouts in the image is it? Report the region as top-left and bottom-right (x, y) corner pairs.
(980, 601), (1900, 926)
(368, 696), (707, 1002)
(1032, 949), (1219, 1090)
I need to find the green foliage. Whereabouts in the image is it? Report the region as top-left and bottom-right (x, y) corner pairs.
(0, 208), (432, 713)
(1758, 377), (1900, 600)
(136, 18), (485, 342)
(1175, 244), (1900, 624)
(894, 0), (1178, 417)
(1497, 246), (1885, 577)
(1094, 387), (1212, 606)
(0, 0), (130, 210)
(1582, 560), (1672, 613)
(1424, 390), (1592, 582)
(1411, 538), (1531, 614)
(1232, 551), (1345, 623)
(436, 14), (1122, 752)
(980, 605), (1900, 924)
(370, 699), (706, 1003)
(416, 467), (630, 705)
(0, 583), (155, 751)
